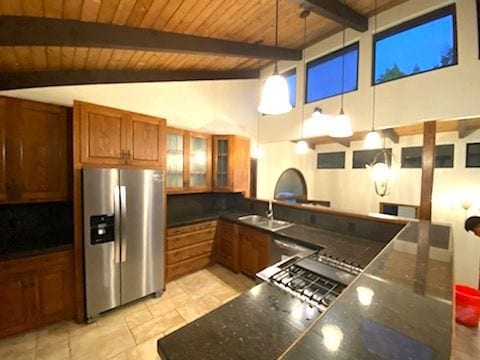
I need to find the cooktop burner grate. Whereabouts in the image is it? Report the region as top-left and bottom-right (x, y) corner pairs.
(270, 264), (346, 311)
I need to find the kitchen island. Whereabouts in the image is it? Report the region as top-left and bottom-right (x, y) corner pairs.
(158, 218), (453, 359)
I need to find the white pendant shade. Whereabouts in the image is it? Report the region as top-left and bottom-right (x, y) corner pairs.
(329, 112), (353, 138)
(252, 146), (264, 159)
(363, 131), (382, 149)
(257, 74), (292, 115)
(295, 140), (309, 155)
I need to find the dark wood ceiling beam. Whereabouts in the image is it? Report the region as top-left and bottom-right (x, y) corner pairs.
(0, 16), (302, 61)
(289, 0), (368, 32)
(0, 69), (260, 91)
(419, 121), (436, 221)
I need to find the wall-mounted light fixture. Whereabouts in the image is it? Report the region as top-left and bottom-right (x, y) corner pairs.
(366, 149), (395, 197)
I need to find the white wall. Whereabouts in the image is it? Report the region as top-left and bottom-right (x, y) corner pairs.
(259, 0), (480, 142)
(0, 79), (260, 138)
(257, 128), (480, 286)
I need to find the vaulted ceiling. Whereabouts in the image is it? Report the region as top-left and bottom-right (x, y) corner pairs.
(0, 0), (407, 89)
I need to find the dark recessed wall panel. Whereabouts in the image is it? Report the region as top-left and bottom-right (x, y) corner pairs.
(352, 149), (392, 169)
(317, 152), (346, 169)
(466, 143), (480, 167)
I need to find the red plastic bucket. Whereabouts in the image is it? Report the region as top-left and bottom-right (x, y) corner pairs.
(455, 285), (480, 327)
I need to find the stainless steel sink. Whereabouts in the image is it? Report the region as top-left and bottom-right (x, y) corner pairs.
(238, 215), (293, 232)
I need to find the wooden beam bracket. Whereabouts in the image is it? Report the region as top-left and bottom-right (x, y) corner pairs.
(382, 128), (399, 144)
(331, 137), (351, 147)
(289, 0), (368, 32)
(458, 119), (480, 139)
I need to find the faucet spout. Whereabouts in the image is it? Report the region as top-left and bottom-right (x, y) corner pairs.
(266, 200), (274, 220)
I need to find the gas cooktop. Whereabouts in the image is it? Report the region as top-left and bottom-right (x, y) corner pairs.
(260, 253), (363, 312)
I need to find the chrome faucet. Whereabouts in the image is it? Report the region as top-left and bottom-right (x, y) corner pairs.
(266, 200), (274, 220)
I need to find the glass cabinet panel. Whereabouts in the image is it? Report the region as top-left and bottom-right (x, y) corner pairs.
(216, 139), (229, 187)
(166, 133), (184, 188)
(189, 136), (208, 187)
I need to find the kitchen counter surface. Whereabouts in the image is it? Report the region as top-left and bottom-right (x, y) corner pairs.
(157, 282), (321, 360)
(0, 243), (73, 261)
(158, 220), (453, 359)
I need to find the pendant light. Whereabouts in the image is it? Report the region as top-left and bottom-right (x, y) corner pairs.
(295, 10), (310, 155)
(329, 0), (353, 138)
(257, 0), (292, 115)
(363, 0), (382, 149)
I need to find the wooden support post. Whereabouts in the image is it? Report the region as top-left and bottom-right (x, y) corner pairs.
(419, 121), (436, 221)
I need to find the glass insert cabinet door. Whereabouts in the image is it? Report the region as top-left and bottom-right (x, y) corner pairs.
(215, 138), (229, 187)
(166, 132), (184, 189)
(189, 135), (209, 188)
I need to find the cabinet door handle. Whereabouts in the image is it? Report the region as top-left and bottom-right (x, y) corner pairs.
(126, 150), (131, 160)
(120, 150), (126, 159)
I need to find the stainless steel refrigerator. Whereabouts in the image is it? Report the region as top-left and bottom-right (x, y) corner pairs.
(83, 168), (164, 322)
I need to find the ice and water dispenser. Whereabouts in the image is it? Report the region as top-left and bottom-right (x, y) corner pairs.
(90, 215), (115, 245)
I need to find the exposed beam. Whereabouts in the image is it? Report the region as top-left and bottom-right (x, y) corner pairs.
(419, 121), (436, 221)
(382, 128), (399, 143)
(331, 137), (351, 147)
(0, 16), (301, 61)
(458, 118), (480, 139)
(289, 0), (368, 32)
(0, 69), (260, 90)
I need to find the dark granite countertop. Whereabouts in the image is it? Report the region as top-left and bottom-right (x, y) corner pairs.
(158, 220), (453, 359)
(158, 282), (321, 360)
(0, 243), (73, 261)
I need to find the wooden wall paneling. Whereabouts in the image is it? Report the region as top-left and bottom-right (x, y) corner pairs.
(0, 97), (6, 201)
(81, 0), (102, 21)
(112, 0), (138, 25)
(140, 0), (170, 29)
(97, 0), (122, 23)
(21, 0), (44, 17)
(63, 1), (83, 20)
(151, 1), (183, 30)
(419, 121), (437, 221)
(32, 46), (48, 70)
(125, 0), (155, 27)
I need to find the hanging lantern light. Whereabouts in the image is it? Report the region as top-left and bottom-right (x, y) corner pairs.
(257, 0), (292, 115)
(366, 149), (395, 197)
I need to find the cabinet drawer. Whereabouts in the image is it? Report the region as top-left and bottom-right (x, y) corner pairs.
(167, 228), (216, 251)
(167, 220), (217, 236)
(167, 241), (214, 264)
(166, 253), (213, 282)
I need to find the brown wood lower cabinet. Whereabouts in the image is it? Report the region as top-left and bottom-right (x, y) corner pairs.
(166, 221), (217, 282)
(216, 220), (271, 278)
(238, 225), (271, 278)
(0, 249), (74, 338)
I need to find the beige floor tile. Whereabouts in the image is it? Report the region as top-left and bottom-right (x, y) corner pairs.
(0, 330), (37, 360)
(36, 339), (70, 360)
(210, 284), (240, 303)
(109, 337), (161, 360)
(130, 310), (184, 345)
(163, 320), (187, 336)
(147, 292), (191, 318)
(70, 320), (135, 360)
(37, 321), (70, 345)
(125, 308), (153, 330)
(176, 300), (210, 322)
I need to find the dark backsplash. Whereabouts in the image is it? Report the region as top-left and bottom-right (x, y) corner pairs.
(167, 192), (244, 220)
(243, 199), (404, 243)
(0, 202), (73, 255)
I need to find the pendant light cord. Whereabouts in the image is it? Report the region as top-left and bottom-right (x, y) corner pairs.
(371, 0), (378, 131)
(340, 0), (346, 112)
(300, 10), (309, 140)
(273, 0), (279, 74)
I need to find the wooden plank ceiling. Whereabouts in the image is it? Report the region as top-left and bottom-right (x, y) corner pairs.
(0, 0), (406, 84)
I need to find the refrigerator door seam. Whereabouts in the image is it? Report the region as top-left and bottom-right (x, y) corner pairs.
(120, 185), (127, 263)
(113, 185), (121, 264)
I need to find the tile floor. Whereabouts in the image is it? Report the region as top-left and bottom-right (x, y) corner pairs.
(0, 265), (255, 360)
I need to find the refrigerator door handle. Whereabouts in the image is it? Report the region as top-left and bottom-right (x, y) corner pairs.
(120, 185), (127, 263)
(113, 186), (121, 264)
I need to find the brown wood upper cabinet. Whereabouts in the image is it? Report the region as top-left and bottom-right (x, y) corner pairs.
(213, 135), (250, 195)
(0, 96), (69, 203)
(75, 101), (166, 168)
(166, 127), (212, 193)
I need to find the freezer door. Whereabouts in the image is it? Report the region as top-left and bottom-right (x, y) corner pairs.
(83, 168), (121, 321)
(119, 169), (164, 304)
